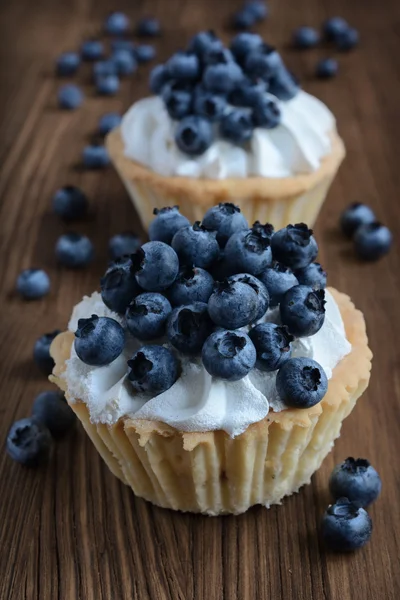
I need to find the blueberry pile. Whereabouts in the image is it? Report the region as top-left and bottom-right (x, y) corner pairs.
(340, 203), (392, 261)
(321, 457), (381, 551)
(150, 31), (300, 155)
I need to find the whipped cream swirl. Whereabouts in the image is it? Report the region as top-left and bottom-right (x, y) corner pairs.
(121, 92), (335, 179)
(64, 289), (350, 437)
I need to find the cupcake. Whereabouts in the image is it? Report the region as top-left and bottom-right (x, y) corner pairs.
(50, 213), (371, 515)
(107, 31), (345, 230)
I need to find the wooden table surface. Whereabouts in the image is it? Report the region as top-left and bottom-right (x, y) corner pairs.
(1, 0), (400, 598)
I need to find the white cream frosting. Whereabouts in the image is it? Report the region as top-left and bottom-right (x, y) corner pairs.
(121, 92), (335, 179)
(64, 289), (351, 437)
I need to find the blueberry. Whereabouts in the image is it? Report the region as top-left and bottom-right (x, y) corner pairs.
(6, 418), (52, 467)
(82, 144), (110, 168)
(175, 115), (214, 156)
(228, 273), (269, 321)
(323, 17), (349, 42)
(193, 88), (227, 122)
(56, 52), (80, 76)
(203, 47), (235, 67)
(208, 279), (259, 329)
(171, 222), (220, 269)
(96, 74), (120, 95)
(252, 97), (281, 128)
(132, 241), (179, 291)
(81, 40), (104, 61)
(16, 269), (50, 300)
(55, 233), (94, 268)
(52, 185), (88, 220)
(203, 62), (244, 95)
(316, 58), (338, 79)
(98, 112), (122, 135)
(101, 256), (142, 314)
(336, 27), (359, 51)
(295, 262), (327, 289)
(224, 223), (273, 275)
(202, 203), (248, 247)
(166, 51), (200, 81)
(162, 84), (193, 120)
(293, 26), (320, 49)
(112, 50), (137, 76)
(167, 302), (213, 355)
(276, 357), (328, 408)
(245, 45), (283, 81)
(93, 60), (118, 79)
(136, 44), (156, 63)
(75, 315), (125, 366)
(339, 202), (376, 237)
(258, 264), (298, 306)
(111, 39), (136, 54)
(321, 498), (372, 552)
(149, 64), (170, 94)
(268, 68), (300, 101)
(232, 7), (256, 31)
(187, 31), (224, 59)
(128, 345), (179, 394)
(168, 265), (214, 306)
(58, 84), (84, 109)
(249, 323), (294, 371)
(354, 222), (392, 261)
(229, 79), (266, 108)
(104, 12), (130, 36)
(329, 458), (382, 508)
(280, 285), (326, 337)
(271, 223), (318, 269)
(220, 109), (254, 144)
(32, 391), (76, 437)
(230, 33), (263, 64)
(126, 292), (172, 341)
(202, 330), (256, 381)
(33, 330), (61, 375)
(245, 1), (268, 21)
(137, 17), (161, 37)
(108, 232), (141, 260)
(149, 206), (190, 244)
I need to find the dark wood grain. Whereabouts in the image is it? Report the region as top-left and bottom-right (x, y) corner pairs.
(1, 0), (400, 598)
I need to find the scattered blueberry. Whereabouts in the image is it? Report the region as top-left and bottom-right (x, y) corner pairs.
(249, 323), (294, 371)
(354, 222), (392, 261)
(149, 206), (190, 245)
(295, 263), (327, 289)
(101, 256), (142, 314)
(193, 88), (227, 122)
(208, 279), (259, 329)
(98, 112), (122, 135)
(108, 232), (141, 260)
(126, 292), (172, 340)
(96, 74), (120, 95)
(293, 26), (320, 49)
(56, 52), (80, 76)
(136, 44), (156, 63)
(340, 203), (376, 237)
(232, 7), (257, 31)
(245, 45), (283, 81)
(323, 17), (349, 42)
(52, 185), (88, 220)
(276, 357), (328, 408)
(167, 302), (213, 355)
(271, 223), (318, 270)
(82, 144), (110, 168)
(149, 64), (170, 94)
(175, 115), (214, 156)
(33, 330), (61, 375)
(203, 61), (243, 94)
(202, 203), (248, 247)
(228, 273), (269, 321)
(258, 264), (298, 306)
(171, 222), (220, 269)
(187, 31), (224, 59)
(268, 68), (300, 101)
(58, 84), (84, 109)
(162, 84), (193, 120)
(111, 39), (136, 54)
(336, 27), (359, 51)
(220, 109), (254, 144)
(104, 12), (130, 36)
(230, 33), (263, 64)
(16, 269), (50, 300)
(168, 265), (214, 306)
(6, 418), (52, 467)
(93, 60), (118, 79)
(316, 58), (338, 79)
(245, 0), (268, 21)
(81, 40), (104, 61)
(137, 17), (161, 37)
(329, 458), (382, 508)
(75, 315), (125, 366)
(280, 285), (326, 337)
(224, 223), (273, 275)
(128, 345), (179, 394)
(202, 330), (256, 381)
(321, 497), (372, 552)
(32, 391), (76, 438)
(166, 51), (200, 81)
(132, 241), (179, 291)
(252, 96), (281, 128)
(112, 49), (137, 76)
(55, 233), (94, 268)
